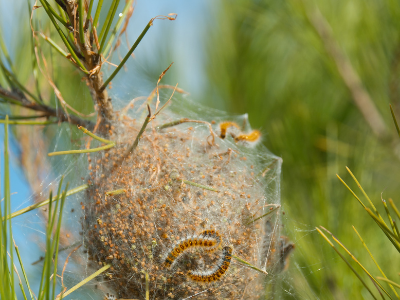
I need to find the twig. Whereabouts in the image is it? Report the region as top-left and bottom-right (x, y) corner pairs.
(48, 143), (115, 156)
(143, 271), (150, 300)
(105, 189), (127, 196)
(232, 255), (268, 276)
(156, 118), (217, 145)
(155, 63), (174, 110)
(257, 158), (280, 178)
(126, 104), (151, 154)
(245, 205), (280, 225)
(150, 83), (178, 121)
(60, 243), (82, 294)
(108, 105), (151, 175)
(0, 86), (95, 129)
(60, 0), (115, 126)
(56, 264), (111, 299)
(169, 171), (220, 193)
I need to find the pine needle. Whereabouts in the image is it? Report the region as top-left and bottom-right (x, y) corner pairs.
(56, 264), (111, 299)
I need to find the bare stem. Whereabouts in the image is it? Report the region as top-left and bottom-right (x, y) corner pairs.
(126, 104), (151, 154)
(0, 86), (94, 129)
(232, 255), (268, 275)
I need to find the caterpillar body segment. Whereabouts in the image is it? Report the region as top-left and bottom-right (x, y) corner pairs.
(199, 229), (222, 252)
(234, 130), (262, 144)
(218, 122), (241, 139)
(218, 122), (262, 145)
(164, 230), (222, 269)
(187, 246), (233, 283)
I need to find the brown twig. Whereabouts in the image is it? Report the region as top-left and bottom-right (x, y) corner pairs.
(0, 86), (95, 129)
(60, 243), (82, 295)
(62, 1), (115, 127)
(155, 62), (174, 110)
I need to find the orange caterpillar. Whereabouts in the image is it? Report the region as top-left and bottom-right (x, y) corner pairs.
(234, 130), (262, 144)
(218, 122), (262, 144)
(200, 230), (222, 252)
(187, 246), (233, 283)
(218, 122), (241, 139)
(164, 230), (222, 268)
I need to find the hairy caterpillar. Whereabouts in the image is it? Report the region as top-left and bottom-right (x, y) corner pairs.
(218, 121), (241, 139)
(199, 230), (222, 252)
(218, 122), (262, 145)
(187, 246), (233, 283)
(234, 130), (262, 144)
(164, 230), (222, 268)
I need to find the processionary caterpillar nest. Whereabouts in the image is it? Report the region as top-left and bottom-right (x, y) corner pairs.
(82, 97), (284, 299)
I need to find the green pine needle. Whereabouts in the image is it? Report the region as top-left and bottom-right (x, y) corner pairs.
(100, 19), (153, 91)
(38, 0), (88, 73)
(3, 184), (89, 221)
(316, 227), (379, 300)
(48, 126), (116, 156)
(56, 263), (111, 299)
(246, 205), (281, 225)
(377, 278), (400, 290)
(78, 0), (85, 45)
(353, 226), (400, 299)
(0, 120), (56, 125)
(326, 228), (392, 299)
(389, 199), (400, 220)
(98, 0), (121, 52)
(93, 0), (104, 28)
(102, 0), (135, 56)
(39, 33), (86, 73)
(14, 240), (35, 300)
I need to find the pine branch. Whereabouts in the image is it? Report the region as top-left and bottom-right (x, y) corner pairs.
(0, 86), (95, 129)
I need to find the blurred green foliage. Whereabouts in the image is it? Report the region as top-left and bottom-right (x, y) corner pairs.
(199, 0), (400, 298)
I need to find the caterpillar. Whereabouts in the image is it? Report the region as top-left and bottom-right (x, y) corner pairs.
(218, 122), (262, 145)
(187, 246), (233, 283)
(234, 130), (262, 144)
(199, 230), (222, 252)
(218, 122), (241, 139)
(164, 230), (222, 269)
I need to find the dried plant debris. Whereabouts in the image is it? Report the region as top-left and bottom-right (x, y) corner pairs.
(81, 99), (286, 299)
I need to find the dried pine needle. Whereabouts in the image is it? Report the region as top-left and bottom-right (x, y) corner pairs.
(56, 264), (111, 299)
